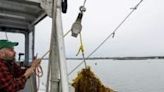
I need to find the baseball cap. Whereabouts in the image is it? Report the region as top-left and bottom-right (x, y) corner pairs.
(0, 40), (18, 49)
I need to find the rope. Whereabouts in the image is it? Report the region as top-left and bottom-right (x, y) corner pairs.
(33, 50), (49, 91)
(31, 28), (71, 91)
(35, 66), (43, 91)
(37, 29), (71, 60)
(68, 0), (143, 76)
(30, 54), (42, 92)
(64, 30), (71, 37)
(76, 33), (87, 68)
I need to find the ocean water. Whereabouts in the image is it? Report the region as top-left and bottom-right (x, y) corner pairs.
(39, 59), (164, 92)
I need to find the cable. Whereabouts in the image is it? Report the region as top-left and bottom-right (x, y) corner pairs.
(68, 0), (143, 76)
(83, 0), (87, 7)
(37, 29), (71, 60)
(5, 32), (8, 40)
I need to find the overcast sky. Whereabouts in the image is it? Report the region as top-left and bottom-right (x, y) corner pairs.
(0, 0), (164, 58)
(61, 0), (164, 57)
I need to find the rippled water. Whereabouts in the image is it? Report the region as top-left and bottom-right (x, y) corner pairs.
(39, 59), (164, 92)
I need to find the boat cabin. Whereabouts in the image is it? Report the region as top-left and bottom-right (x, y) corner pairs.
(0, 0), (46, 91)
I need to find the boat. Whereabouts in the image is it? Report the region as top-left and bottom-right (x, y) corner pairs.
(0, 0), (69, 92)
(0, 0), (145, 92)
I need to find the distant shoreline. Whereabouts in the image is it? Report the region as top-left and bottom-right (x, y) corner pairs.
(42, 56), (164, 60)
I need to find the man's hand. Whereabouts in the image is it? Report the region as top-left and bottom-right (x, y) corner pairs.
(23, 67), (35, 79)
(23, 58), (41, 79)
(31, 58), (41, 68)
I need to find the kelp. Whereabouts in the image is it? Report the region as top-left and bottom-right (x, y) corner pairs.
(72, 67), (115, 92)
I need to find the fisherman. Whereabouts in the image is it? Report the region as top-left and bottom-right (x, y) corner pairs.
(0, 40), (41, 92)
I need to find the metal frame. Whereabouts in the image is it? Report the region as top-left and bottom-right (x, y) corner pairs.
(0, 0), (46, 32)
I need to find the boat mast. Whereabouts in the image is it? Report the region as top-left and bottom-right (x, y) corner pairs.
(48, 0), (69, 91)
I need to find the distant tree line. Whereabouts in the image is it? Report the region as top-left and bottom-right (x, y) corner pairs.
(66, 56), (164, 60)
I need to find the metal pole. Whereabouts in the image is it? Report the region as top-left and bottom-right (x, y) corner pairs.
(49, 0), (69, 91)
(24, 31), (29, 66)
(49, 0), (60, 91)
(56, 0), (69, 91)
(24, 29), (37, 92)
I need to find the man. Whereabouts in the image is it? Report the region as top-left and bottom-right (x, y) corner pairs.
(0, 40), (41, 92)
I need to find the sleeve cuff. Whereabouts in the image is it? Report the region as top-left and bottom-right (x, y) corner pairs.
(21, 75), (28, 81)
